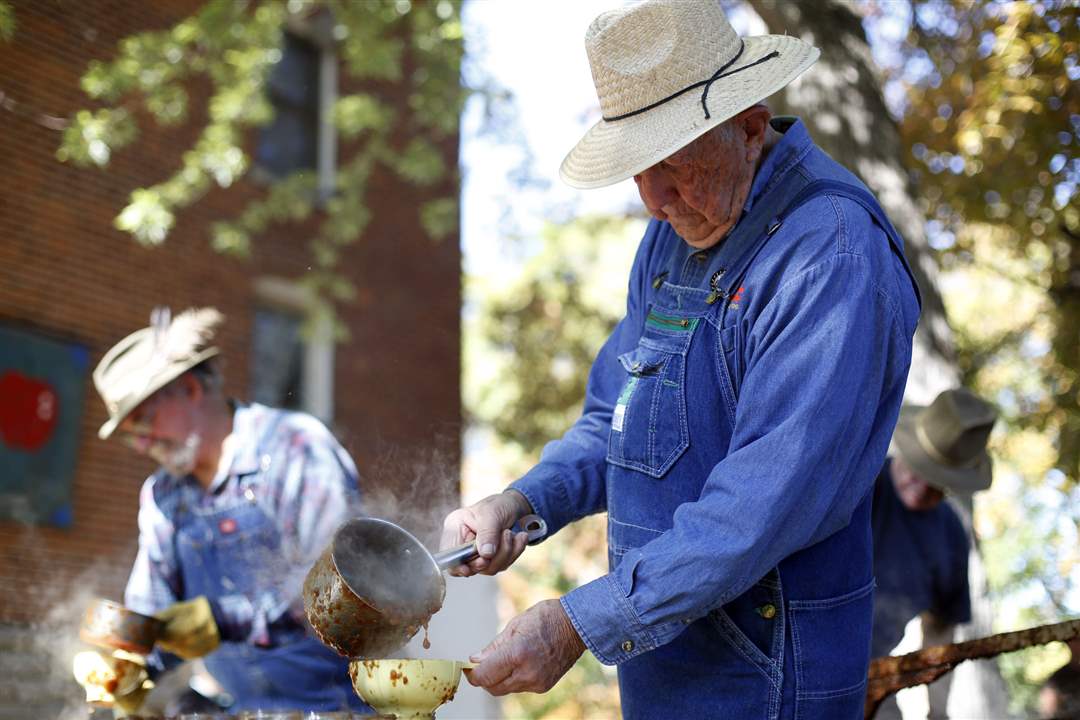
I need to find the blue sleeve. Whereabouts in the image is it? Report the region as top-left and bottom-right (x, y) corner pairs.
(511, 222), (663, 535)
(562, 251), (915, 664)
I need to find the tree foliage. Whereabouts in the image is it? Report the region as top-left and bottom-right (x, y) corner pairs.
(468, 216), (640, 456)
(54, 0), (465, 314)
(900, 1), (1079, 477)
(0, 1), (15, 42)
(465, 215), (640, 719)
(895, 3), (1080, 710)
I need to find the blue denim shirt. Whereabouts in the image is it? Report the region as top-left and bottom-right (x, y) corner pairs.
(125, 402), (369, 711)
(871, 458), (970, 657)
(512, 118), (921, 719)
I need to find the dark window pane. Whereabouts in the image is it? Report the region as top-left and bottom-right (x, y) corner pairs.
(257, 33), (319, 177)
(250, 308), (304, 411)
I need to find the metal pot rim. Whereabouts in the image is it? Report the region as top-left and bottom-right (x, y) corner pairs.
(329, 517), (446, 618)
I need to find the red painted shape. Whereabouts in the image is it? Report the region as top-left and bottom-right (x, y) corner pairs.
(0, 370), (59, 451)
(218, 518), (238, 535)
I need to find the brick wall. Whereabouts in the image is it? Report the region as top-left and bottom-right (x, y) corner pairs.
(0, 0), (460, 638)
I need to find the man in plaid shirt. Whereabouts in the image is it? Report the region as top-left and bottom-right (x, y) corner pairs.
(74, 307), (369, 715)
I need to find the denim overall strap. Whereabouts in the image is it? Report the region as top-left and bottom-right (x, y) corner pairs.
(755, 179), (924, 310)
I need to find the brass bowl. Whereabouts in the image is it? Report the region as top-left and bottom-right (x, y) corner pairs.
(79, 598), (164, 655)
(348, 659), (473, 720)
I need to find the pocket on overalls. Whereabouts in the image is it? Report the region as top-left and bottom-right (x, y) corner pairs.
(788, 579), (874, 718)
(708, 571), (784, 669)
(606, 311), (694, 478)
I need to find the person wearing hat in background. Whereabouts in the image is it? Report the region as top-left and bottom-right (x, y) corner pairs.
(871, 387), (997, 719)
(439, 1), (921, 718)
(72, 307), (371, 716)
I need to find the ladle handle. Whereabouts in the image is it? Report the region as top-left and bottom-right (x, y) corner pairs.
(433, 514), (548, 571)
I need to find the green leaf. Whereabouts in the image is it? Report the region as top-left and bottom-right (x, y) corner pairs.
(115, 189), (175, 245)
(333, 94), (391, 138)
(56, 109), (137, 167)
(210, 222), (251, 257)
(420, 197), (457, 242)
(0, 2), (17, 42)
(389, 138), (446, 186)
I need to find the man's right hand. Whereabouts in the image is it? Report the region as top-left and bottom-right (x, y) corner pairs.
(440, 490), (535, 577)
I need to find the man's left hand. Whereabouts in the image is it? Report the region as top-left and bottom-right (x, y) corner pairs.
(465, 599), (586, 695)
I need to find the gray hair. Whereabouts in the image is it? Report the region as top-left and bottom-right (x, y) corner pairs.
(186, 358), (224, 396)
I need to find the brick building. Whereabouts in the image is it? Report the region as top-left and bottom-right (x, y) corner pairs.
(0, 1), (469, 716)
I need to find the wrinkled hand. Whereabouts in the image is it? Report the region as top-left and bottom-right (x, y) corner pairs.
(156, 595), (220, 659)
(72, 649), (154, 716)
(440, 490), (534, 577)
(465, 599), (586, 695)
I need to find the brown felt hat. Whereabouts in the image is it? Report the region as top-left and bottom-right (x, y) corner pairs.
(893, 388), (998, 493)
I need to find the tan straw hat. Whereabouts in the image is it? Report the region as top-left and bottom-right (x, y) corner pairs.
(561, 0), (820, 189)
(893, 388), (998, 494)
(93, 307), (223, 439)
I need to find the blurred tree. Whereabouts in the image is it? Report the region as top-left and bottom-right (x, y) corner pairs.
(744, 0), (960, 404)
(50, 0), (465, 321)
(894, 2), (1079, 713)
(465, 214), (640, 719)
(900, 0), (1079, 478)
(469, 215), (639, 454)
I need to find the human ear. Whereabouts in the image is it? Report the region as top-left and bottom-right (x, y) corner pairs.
(736, 105), (771, 159)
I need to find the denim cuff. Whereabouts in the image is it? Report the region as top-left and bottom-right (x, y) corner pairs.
(560, 574), (677, 666)
(510, 466), (576, 537)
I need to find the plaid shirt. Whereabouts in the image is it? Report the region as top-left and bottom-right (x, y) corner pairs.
(124, 402), (361, 647)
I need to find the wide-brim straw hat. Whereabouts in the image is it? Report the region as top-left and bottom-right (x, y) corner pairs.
(93, 307), (223, 439)
(561, 0), (820, 189)
(892, 388), (998, 494)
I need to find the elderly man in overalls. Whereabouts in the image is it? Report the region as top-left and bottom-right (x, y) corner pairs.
(74, 308), (370, 716)
(440, 1), (922, 718)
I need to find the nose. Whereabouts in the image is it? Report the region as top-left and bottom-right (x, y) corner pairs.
(634, 166), (679, 220)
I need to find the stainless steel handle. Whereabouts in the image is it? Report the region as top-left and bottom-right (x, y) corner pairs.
(433, 514), (548, 571)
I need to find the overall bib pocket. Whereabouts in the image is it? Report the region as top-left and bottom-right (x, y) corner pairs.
(607, 309), (696, 478)
(176, 485), (281, 601)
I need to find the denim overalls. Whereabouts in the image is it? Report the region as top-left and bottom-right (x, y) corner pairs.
(173, 476), (366, 712)
(172, 485), (362, 711)
(516, 119), (922, 719)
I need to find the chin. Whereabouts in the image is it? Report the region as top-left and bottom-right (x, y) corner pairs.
(678, 229), (724, 249)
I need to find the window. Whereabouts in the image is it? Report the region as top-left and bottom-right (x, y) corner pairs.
(249, 278), (335, 421)
(257, 32), (319, 178)
(255, 15), (338, 198)
(249, 307), (305, 411)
